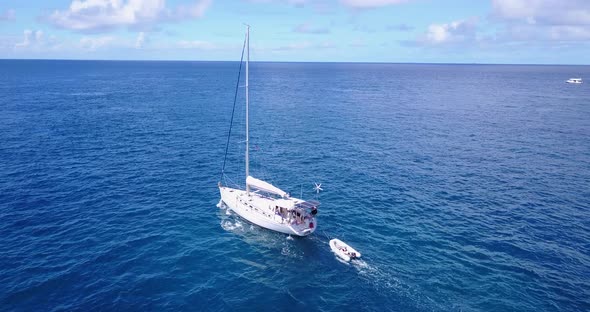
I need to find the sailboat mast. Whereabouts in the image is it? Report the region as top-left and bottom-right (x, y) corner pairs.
(245, 25), (250, 194)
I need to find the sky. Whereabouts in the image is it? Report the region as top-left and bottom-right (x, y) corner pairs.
(0, 0), (589, 64)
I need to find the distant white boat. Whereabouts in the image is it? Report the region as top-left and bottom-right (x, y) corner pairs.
(566, 78), (583, 84)
(330, 238), (361, 262)
(218, 26), (318, 237)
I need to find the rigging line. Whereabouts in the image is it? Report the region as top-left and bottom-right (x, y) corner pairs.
(220, 34), (247, 182)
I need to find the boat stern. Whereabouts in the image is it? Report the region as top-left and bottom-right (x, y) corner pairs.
(292, 217), (317, 236)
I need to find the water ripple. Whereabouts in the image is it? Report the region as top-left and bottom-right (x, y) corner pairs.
(1, 61), (590, 311)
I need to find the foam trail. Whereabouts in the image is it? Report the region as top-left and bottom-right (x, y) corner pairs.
(335, 256), (351, 266)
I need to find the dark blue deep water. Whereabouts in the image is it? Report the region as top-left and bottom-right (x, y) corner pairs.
(1, 60), (590, 311)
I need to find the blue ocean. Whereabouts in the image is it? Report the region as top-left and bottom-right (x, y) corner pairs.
(1, 60), (589, 311)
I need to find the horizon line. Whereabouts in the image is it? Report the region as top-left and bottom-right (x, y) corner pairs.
(1, 58), (589, 66)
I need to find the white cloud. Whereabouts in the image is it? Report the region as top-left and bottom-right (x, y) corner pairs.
(49, 0), (164, 31)
(47, 0), (211, 32)
(419, 18), (478, 45)
(0, 8), (15, 21)
(135, 32), (146, 49)
(173, 0), (211, 19)
(498, 24), (590, 42)
(15, 30), (43, 48)
(546, 25), (590, 40)
(492, 0), (590, 26)
(13, 29), (63, 52)
(340, 0), (409, 9)
(11, 30), (145, 55)
(491, 0), (590, 42)
(35, 30), (44, 42)
(80, 36), (114, 50)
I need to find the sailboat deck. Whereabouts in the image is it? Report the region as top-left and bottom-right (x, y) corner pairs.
(220, 186), (317, 236)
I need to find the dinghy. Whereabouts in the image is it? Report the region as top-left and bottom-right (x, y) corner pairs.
(330, 239), (361, 262)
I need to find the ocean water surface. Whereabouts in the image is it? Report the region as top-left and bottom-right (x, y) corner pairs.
(1, 60), (590, 311)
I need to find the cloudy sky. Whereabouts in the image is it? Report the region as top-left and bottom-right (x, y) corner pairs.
(1, 0), (589, 64)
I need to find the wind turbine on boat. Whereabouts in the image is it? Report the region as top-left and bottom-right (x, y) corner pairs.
(314, 183), (323, 194)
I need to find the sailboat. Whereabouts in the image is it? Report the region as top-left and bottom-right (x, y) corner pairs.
(218, 26), (319, 237)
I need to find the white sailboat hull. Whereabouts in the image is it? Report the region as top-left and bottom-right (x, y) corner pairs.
(219, 186), (317, 236)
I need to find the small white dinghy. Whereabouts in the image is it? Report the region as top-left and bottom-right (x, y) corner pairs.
(330, 238), (361, 262)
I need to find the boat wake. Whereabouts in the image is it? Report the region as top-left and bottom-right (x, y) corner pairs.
(351, 259), (371, 271)
(219, 204), (246, 232)
(349, 258), (444, 311)
(218, 207), (441, 310)
(280, 244), (299, 258)
(355, 259), (399, 290)
(221, 219), (244, 232)
(334, 256), (351, 265)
